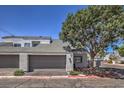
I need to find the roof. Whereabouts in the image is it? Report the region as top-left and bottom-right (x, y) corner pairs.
(2, 36), (51, 40)
(0, 40), (69, 53)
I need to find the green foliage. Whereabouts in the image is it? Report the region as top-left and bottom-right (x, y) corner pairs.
(109, 54), (118, 61)
(117, 44), (124, 57)
(76, 68), (120, 79)
(120, 61), (124, 64)
(69, 71), (80, 75)
(60, 5), (124, 61)
(108, 59), (113, 64)
(14, 69), (25, 76)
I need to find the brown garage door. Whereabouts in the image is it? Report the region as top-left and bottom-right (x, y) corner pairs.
(0, 55), (19, 68)
(29, 55), (66, 71)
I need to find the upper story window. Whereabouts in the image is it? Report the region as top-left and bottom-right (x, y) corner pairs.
(24, 43), (30, 47)
(14, 43), (21, 47)
(32, 41), (40, 47)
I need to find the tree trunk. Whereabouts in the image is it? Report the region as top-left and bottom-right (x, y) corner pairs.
(89, 52), (96, 67)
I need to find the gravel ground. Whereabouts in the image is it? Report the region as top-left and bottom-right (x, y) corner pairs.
(0, 77), (124, 88)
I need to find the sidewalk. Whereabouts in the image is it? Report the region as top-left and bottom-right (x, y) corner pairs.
(0, 75), (123, 88)
(0, 75), (99, 79)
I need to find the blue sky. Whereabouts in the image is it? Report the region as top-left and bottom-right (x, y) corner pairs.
(0, 5), (117, 52)
(0, 5), (87, 39)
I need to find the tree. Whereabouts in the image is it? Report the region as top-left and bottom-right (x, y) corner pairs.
(60, 5), (124, 66)
(117, 44), (124, 57)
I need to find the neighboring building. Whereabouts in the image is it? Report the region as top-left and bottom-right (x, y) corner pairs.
(103, 51), (121, 64)
(0, 36), (88, 72)
(104, 53), (112, 61)
(1, 36), (51, 47)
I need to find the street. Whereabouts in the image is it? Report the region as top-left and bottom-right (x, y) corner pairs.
(0, 77), (124, 88)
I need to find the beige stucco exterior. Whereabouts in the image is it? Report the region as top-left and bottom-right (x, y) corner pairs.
(0, 51), (87, 72)
(3, 38), (51, 47)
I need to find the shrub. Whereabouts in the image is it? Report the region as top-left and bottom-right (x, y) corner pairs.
(120, 61), (124, 64)
(108, 59), (113, 64)
(75, 67), (121, 79)
(117, 45), (124, 57)
(75, 67), (97, 75)
(69, 71), (80, 75)
(14, 69), (25, 76)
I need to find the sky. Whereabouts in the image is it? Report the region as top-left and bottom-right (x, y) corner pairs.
(0, 5), (116, 52)
(0, 5), (88, 39)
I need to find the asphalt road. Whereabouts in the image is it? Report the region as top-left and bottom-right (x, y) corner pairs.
(0, 77), (124, 88)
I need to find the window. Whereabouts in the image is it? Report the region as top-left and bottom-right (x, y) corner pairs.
(24, 43), (30, 47)
(74, 56), (82, 63)
(14, 43), (21, 47)
(32, 41), (40, 47)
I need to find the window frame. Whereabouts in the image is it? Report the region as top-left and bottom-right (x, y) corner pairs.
(74, 56), (82, 63)
(32, 41), (40, 47)
(14, 43), (21, 47)
(24, 43), (31, 47)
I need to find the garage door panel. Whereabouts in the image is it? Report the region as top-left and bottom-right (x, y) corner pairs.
(0, 55), (19, 68)
(29, 55), (66, 71)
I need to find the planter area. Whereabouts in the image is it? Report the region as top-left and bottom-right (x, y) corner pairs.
(74, 67), (124, 79)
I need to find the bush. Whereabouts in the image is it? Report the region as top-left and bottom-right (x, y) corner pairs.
(81, 70), (93, 75)
(69, 71), (80, 75)
(120, 61), (124, 64)
(14, 69), (25, 76)
(75, 67), (97, 75)
(108, 59), (113, 64)
(75, 67), (121, 79)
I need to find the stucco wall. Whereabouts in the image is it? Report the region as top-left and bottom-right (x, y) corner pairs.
(74, 53), (88, 68)
(66, 53), (74, 72)
(3, 38), (51, 47)
(19, 53), (29, 71)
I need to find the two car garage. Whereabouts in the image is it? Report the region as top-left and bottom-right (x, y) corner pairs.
(29, 55), (66, 71)
(0, 55), (66, 71)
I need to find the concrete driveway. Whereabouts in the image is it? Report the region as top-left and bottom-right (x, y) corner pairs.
(25, 69), (67, 76)
(0, 77), (124, 88)
(0, 68), (17, 76)
(0, 68), (67, 76)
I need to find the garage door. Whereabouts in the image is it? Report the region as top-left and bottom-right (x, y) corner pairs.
(29, 55), (66, 71)
(0, 55), (19, 68)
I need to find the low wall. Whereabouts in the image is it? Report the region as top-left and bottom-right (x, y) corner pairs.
(100, 63), (124, 69)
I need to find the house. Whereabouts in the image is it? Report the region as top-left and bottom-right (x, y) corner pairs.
(103, 51), (121, 64)
(1, 36), (51, 47)
(0, 36), (88, 72)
